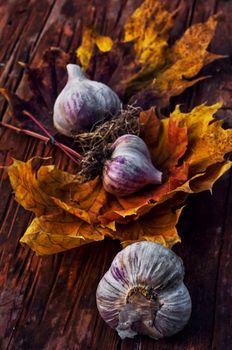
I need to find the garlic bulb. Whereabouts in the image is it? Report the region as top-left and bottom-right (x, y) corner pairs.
(53, 64), (121, 136)
(103, 134), (162, 196)
(96, 242), (192, 340)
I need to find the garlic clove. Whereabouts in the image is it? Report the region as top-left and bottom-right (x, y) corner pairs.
(53, 64), (121, 137)
(96, 242), (192, 340)
(112, 134), (152, 160)
(154, 283), (192, 338)
(103, 134), (162, 196)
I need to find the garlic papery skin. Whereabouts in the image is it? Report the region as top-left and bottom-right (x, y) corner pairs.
(53, 64), (121, 136)
(96, 242), (192, 340)
(103, 134), (162, 196)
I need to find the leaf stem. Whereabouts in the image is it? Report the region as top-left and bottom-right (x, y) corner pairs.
(0, 120), (83, 165)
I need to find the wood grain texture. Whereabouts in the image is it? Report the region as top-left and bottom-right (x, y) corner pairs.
(0, 0), (231, 349)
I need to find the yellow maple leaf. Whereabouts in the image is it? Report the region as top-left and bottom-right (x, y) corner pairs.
(172, 103), (232, 173)
(117, 205), (183, 248)
(124, 0), (175, 70)
(52, 176), (107, 225)
(75, 0), (225, 105)
(188, 161), (231, 193)
(7, 158), (76, 216)
(76, 27), (113, 70)
(7, 103), (232, 255)
(95, 35), (113, 52)
(125, 11), (224, 102)
(153, 16), (225, 103)
(20, 212), (111, 255)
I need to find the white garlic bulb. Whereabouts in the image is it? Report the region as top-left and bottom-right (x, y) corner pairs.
(53, 64), (121, 136)
(96, 242), (191, 340)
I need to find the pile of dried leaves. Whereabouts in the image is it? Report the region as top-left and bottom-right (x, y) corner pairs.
(1, 0), (232, 255)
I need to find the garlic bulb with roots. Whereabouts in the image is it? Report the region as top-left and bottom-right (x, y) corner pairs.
(96, 242), (192, 340)
(103, 134), (162, 196)
(53, 64), (121, 136)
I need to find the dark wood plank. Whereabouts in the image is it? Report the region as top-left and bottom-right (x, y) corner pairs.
(0, 0), (231, 349)
(211, 175), (232, 349)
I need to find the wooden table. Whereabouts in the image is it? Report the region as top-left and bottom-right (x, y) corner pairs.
(0, 0), (231, 349)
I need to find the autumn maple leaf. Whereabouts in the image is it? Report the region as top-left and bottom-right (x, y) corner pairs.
(7, 103), (232, 255)
(77, 0), (225, 107)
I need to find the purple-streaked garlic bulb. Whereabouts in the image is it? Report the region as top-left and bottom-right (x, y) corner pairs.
(103, 134), (162, 196)
(96, 242), (192, 340)
(53, 64), (121, 136)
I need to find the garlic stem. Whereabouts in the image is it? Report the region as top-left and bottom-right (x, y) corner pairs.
(67, 64), (85, 81)
(0, 119), (82, 165)
(23, 110), (82, 163)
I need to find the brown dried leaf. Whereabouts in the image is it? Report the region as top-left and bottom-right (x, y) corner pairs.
(0, 48), (70, 135)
